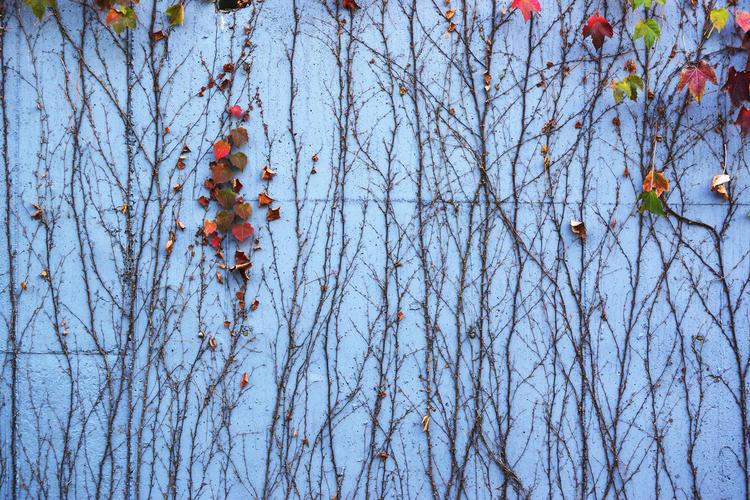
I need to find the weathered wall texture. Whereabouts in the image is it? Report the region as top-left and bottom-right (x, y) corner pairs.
(1, 0), (749, 497)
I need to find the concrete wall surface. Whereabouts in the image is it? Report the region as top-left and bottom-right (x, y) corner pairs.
(1, 0), (749, 497)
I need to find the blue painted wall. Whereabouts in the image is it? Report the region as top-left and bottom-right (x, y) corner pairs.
(1, 0), (749, 497)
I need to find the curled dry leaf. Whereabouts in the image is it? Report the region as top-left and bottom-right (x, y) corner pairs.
(262, 166), (277, 180)
(258, 192), (273, 207)
(267, 207), (281, 221)
(397, 310), (404, 322)
(208, 337), (217, 351)
(251, 298), (260, 311)
(711, 174), (731, 200)
(570, 219), (586, 240)
(240, 372), (249, 389)
(421, 415), (430, 432)
(165, 234), (175, 255)
(445, 9), (455, 20)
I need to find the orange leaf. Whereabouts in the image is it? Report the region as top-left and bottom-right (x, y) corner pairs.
(267, 207), (281, 221)
(262, 166), (276, 180)
(642, 169), (670, 197)
(240, 371), (249, 389)
(229, 105), (242, 118)
(204, 219), (218, 236)
(213, 139), (231, 160)
(258, 192), (273, 207)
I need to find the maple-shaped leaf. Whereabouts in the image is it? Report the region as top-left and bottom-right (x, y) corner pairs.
(631, 0), (666, 8)
(216, 210), (234, 233)
(638, 191), (666, 216)
(229, 127), (248, 147)
(725, 67), (750, 107)
(511, 0), (540, 22)
(231, 223), (254, 242)
(677, 61), (717, 103)
(342, 0), (359, 10)
(642, 168), (670, 197)
(165, 3), (184, 26)
(234, 202), (252, 221)
(611, 74), (644, 103)
(258, 192), (273, 207)
(737, 11), (750, 32)
(583, 13), (613, 50)
(634, 19), (660, 49)
(229, 105), (242, 118)
(210, 160), (234, 183)
(214, 139), (231, 160)
(106, 6), (136, 34)
(736, 107), (750, 136)
(710, 8), (729, 33)
(204, 219), (217, 236)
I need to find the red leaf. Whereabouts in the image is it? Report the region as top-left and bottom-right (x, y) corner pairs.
(231, 222), (254, 242)
(724, 67), (750, 107)
(229, 105), (242, 118)
(511, 0), (540, 22)
(214, 139), (231, 160)
(736, 107), (750, 136)
(198, 196), (210, 208)
(240, 372), (249, 389)
(737, 11), (750, 32)
(210, 234), (222, 248)
(582, 13), (613, 50)
(105, 8), (121, 25)
(677, 61), (717, 103)
(342, 0), (359, 11)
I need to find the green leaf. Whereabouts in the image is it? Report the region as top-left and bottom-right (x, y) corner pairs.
(216, 210), (235, 233)
(638, 191), (666, 216)
(632, 0), (665, 8)
(107, 6), (137, 34)
(215, 188), (237, 209)
(611, 74), (644, 103)
(710, 8), (729, 33)
(165, 3), (184, 26)
(24, 0), (56, 19)
(634, 18), (660, 49)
